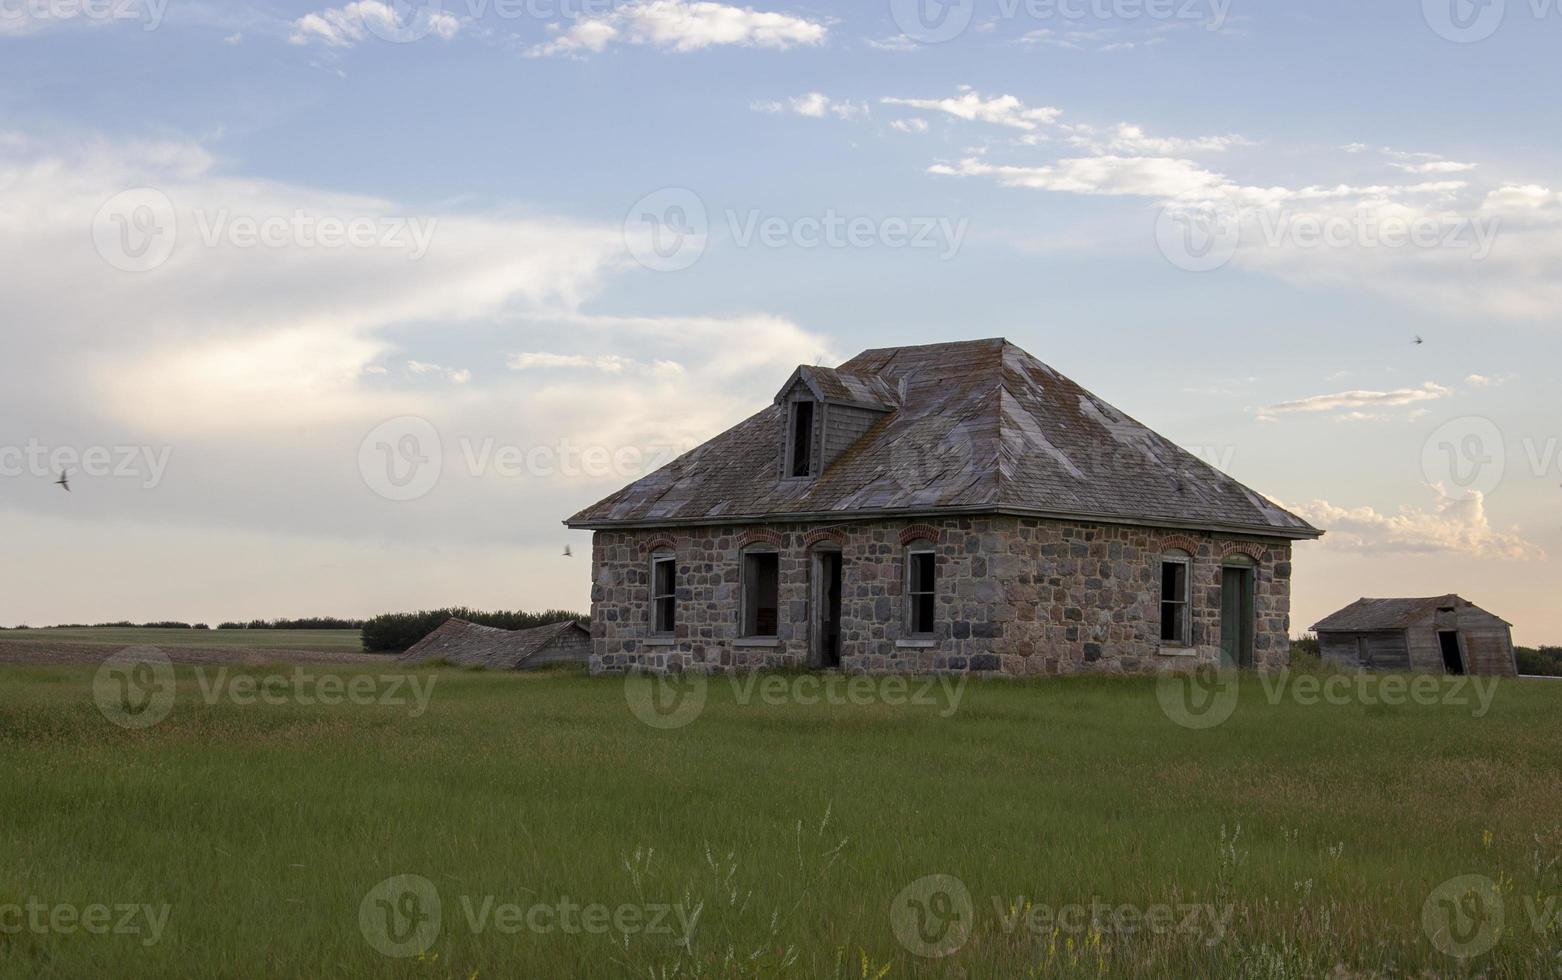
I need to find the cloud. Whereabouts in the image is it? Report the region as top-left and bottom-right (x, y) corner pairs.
(1285, 488), (1543, 561)
(1465, 373), (1515, 387)
(290, 1), (461, 47)
(0, 132), (838, 554)
(1256, 382), (1451, 421)
(751, 92), (866, 120)
(890, 118), (929, 134)
(527, 0), (827, 57)
(881, 88), (1060, 130)
(406, 360), (472, 384)
(1061, 122), (1251, 156)
(930, 155), (1227, 198)
(865, 33), (917, 51)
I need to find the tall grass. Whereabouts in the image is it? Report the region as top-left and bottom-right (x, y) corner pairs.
(1, 668), (1560, 977)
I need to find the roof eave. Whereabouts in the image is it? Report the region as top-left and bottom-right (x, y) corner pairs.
(565, 504), (1326, 541)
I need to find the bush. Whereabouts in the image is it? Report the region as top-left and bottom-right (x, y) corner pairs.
(361, 608), (587, 653)
(216, 618), (364, 630)
(1516, 646), (1562, 677)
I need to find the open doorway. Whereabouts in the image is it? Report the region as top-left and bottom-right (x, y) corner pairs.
(1220, 564), (1255, 668)
(811, 550), (843, 669)
(1438, 631), (1466, 675)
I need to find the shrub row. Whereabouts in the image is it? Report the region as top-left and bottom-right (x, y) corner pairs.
(216, 618), (365, 631)
(361, 608), (587, 653)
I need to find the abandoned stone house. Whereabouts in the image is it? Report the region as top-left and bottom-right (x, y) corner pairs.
(1312, 595), (1517, 677)
(565, 338), (1323, 676)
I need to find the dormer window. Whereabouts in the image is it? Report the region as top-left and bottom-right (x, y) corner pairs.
(789, 400), (815, 478)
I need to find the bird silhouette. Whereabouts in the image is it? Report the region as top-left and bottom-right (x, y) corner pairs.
(1413, 335), (1424, 345)
(54, 470), (70, 492)
(563, 545), (573, 557)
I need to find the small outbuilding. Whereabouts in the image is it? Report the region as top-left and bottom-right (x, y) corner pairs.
(399, 618), (591, 670)
(1311, 595), (1516, 677)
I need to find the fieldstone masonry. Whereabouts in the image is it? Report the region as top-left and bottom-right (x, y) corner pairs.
(589, 516), (1292, 676)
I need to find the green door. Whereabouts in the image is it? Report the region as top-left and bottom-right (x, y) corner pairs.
(1220, 566), (1255, 668)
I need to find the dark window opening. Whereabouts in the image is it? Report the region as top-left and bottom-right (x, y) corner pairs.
(652, 555), (676, 634)
(1160, 558), (1189, 644)
(1438, 631), (1465, 675)
(743, 551), (779, 636)
(790, 401), (815, 478)
(908, 549), (935, 634)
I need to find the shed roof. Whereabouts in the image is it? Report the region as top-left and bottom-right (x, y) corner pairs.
(1312, 596), (1472, 632)
(566, 338), (1320, 539)
(399, 618), (589, 669)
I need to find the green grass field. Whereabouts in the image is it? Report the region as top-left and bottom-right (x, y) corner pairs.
(2, 664), (1560, 978)
(0, 628), (364, 650)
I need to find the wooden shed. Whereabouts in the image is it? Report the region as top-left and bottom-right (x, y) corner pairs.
(1311, 595), (1516, 677)
(398, 618), (591, 670)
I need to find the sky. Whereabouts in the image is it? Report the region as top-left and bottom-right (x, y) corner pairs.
(2, 0), (1558, 643)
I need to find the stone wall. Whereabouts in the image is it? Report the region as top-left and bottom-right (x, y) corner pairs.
(588, 516), (1293, 676)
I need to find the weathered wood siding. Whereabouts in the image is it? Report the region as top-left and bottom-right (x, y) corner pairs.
(1318, 631), (1410, 670)
(820, 403), (885, 469)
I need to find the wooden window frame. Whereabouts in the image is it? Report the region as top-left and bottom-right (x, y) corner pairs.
(1159, 552), (1192, 647)
(905, 543), (936, 637)
(650, 552), (676, 636)
(740, 547), (781, 638)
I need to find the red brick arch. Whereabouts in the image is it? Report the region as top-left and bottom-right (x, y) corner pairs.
(643, 536), (677, 554)
(737, 528), (783, 550)
(1220, 541), (1267, 563)
(804, 528), (845, 549)
(1157, 533), (1204, 556)
(899, 523), (942, 546)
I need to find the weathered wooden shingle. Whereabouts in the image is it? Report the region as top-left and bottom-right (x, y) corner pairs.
(1312, 595), (1487, 632)
(566, 338), (1321, 539)
(399, 618), (590, 669)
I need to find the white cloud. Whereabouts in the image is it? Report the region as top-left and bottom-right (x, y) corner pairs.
(881, 88), (1060, 130)
(407, 360), (472, 384)
(1256, 382), (1451, 421)
(930, 155), (1226, 198)
(223, 32), (244, 45)
(865, 33), (917, 51)
(752, 92), (866, 120)
(1465, 373), (1515, 387)
(890, 118), (929, 134)
(290, 1), (461, 47)
(528, 0), (827, 57)
(1062, 122), (1250, 156)
(1286, 488), (1543, 561)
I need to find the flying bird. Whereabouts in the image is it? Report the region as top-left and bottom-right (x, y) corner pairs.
(562, 545), (573, 557)
(1413, 335), (1424, 345)
(54, 470), (70, 492)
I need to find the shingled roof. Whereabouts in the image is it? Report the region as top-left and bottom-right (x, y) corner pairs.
(399, 618), (589, 669)
(566, 338), (1321, 539)
(1312, 596), (1501, 632)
